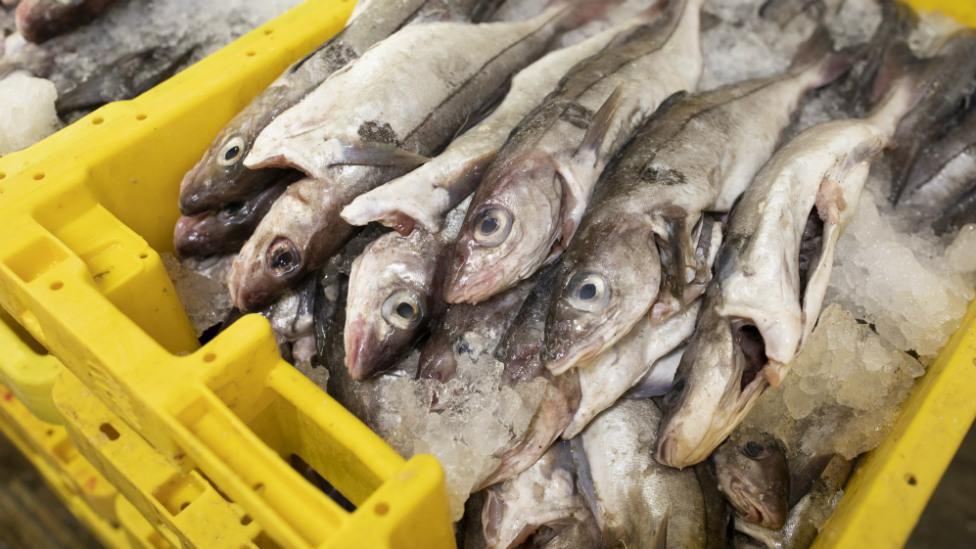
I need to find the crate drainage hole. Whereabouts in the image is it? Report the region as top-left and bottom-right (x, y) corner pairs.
(136, 113), (148, 121)
(45, 429), (54, 437)
(906, 474), (917, 486)
(33, 172), (45, 181)
(92, 117), (104, 125)
(139, 253), (149, 260)
(246, 50), (256, 57)
(203, 352), (217, 363)
(50, 281), (63, 291)
(253, 482), (264, 493)
(264, 28), (274, 35)
(0, 172), (6, 180)
(374, 502), (389, 516)
(100, 423), (121, 441)
(241, 515), (252, 526)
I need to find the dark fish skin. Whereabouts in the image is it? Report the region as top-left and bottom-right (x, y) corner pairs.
(178, 0), (500, 216)
(55, 44), (197, 117)
(712, 428), (791, 530)
(417, 279), (534, 382)
(933, 184), (976, 235)
(173, 172), (296, 259)
(887, 30), (976, 205)
(495, 263), (561, 383)
(15, 0), (117, 44)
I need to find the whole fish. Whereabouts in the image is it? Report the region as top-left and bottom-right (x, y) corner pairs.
(417, 278), (534, 383)
(339, 9), (662, 235)
(475, 442), (594, 549)
(712, 427), (791, 530)
(15, 0), (117, 44)
(174, 174), (295, 259)
(887, 29), (976, 205)
(542, 28), (850, 376)
(733, 456), (853, 549)
(343, 202), (468, 380)
(232, 2), (608, 310)
(897, 105), (976, 229)
(655, 72), (924, 469)
(444, 0), (706, 305)
(574, 399), (714, 548)
(178, 0), (501, 215)
(561, 216), (722, 439)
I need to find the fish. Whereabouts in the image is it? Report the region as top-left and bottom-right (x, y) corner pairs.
(343, 202), (469, 380)
(262, 274), (318, 367)
(655, 70), (926, 469)
(15, 0), (117, 44)
(178, 0), (501, 216)
(475, 442), (595, 549)
(733, 456), (853, 549)
(712, 427), (791, 530)
(417, 278), (534, 383)
(232, 2), (609, 311)
(339, 9), (663, 235)
(933, 184), (976, 236)
(444, 0), (706, 305)
(887, 29), (976, 205)
(542, 27), (850, 376)
(173, 174), (296, 259)
(623, 346), (684, 400)
(574, 399), (713, 548)
(897, 105), (976, 230)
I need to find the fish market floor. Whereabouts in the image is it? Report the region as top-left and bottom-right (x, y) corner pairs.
(0, 425), (974, 547)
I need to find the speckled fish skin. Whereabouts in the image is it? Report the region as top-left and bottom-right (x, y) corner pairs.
(246, 5), (587, 179)
(733, 456), (853, 549)
(898, 106), (976, 226)
(417, 278), (534, 383)
(178, 0), (499, 216)
(343, 202), (468, 380)
(15, 0), (116, 44)
(542, 28), (850, 376)
(444, 0), (706, 305)
(887, 29), (976, 206)
(575, 399), (709, 549)
(174, 174), (295, 259)
(477, 442), (593, 549)
(712, 427), (791, 530)
(232, 6), (602, 310)
(655, 78), (921, 470)
(339, 12), (662, 235)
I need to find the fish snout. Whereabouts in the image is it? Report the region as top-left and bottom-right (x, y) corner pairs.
(344, 320), (390, 381)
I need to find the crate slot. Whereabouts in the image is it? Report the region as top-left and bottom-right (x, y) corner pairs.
(3, 237), (70, 284)
(152, 473), (205, 517)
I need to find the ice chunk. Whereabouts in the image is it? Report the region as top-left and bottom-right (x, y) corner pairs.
(946, 224), (976, 275)
(0, 71), (59, 155)
(749, 305), (923, 461)
(162, 253), (234, 337)
(826, 189), (974, 357)
(318, 324), (544, 520)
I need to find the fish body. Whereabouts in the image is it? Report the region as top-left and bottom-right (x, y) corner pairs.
(178, 0), (498, 215)
(478, 442), (593, 549)
(888, 29), (976, 205)
(344, 202), (468, 380)
(340, 12), (661, 235)
(445, 0), (706, 305)
(232, 6), (598, 310)
(543, 28), (850, 376)
(655, 78), (921, 469)
(712, 427), (791, 530)
(15, 0), (116, 44)
(575, 399), (710, 548)
(174, 174), (295, 259)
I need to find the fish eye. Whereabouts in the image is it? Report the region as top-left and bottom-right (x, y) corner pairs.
(218, 136), (246, 167)
(473, 207), (512, 247)
(382, 290), (425, 330)
(565, 272), (610, 312)
(266, 237), (301, 278)
(741, 441), (769, 460)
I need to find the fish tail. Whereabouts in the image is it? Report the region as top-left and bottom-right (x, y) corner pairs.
(789, 26), (852, 90)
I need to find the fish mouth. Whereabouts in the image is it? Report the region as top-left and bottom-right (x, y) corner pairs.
(444, 261), (508, 304)
(228, 256), (273, 311)
(343, 319), (378, 381)
(727, 479), (785, 529)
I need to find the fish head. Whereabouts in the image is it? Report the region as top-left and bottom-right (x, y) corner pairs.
(343, 235), (434, 380)
(656, 292), (771, 468)
(174, 213), (226, 259)
(228, 186), (320, 311)
(444, 158), (562, 304)
(543, 218), (661, 374)
(417, 328), (459, 383)
(179, 117), (271, 215)
(713, 429), (790, 529)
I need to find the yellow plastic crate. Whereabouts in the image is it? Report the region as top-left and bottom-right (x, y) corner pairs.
(0, 0), (971, 548)
(0, 381), (139, 549)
